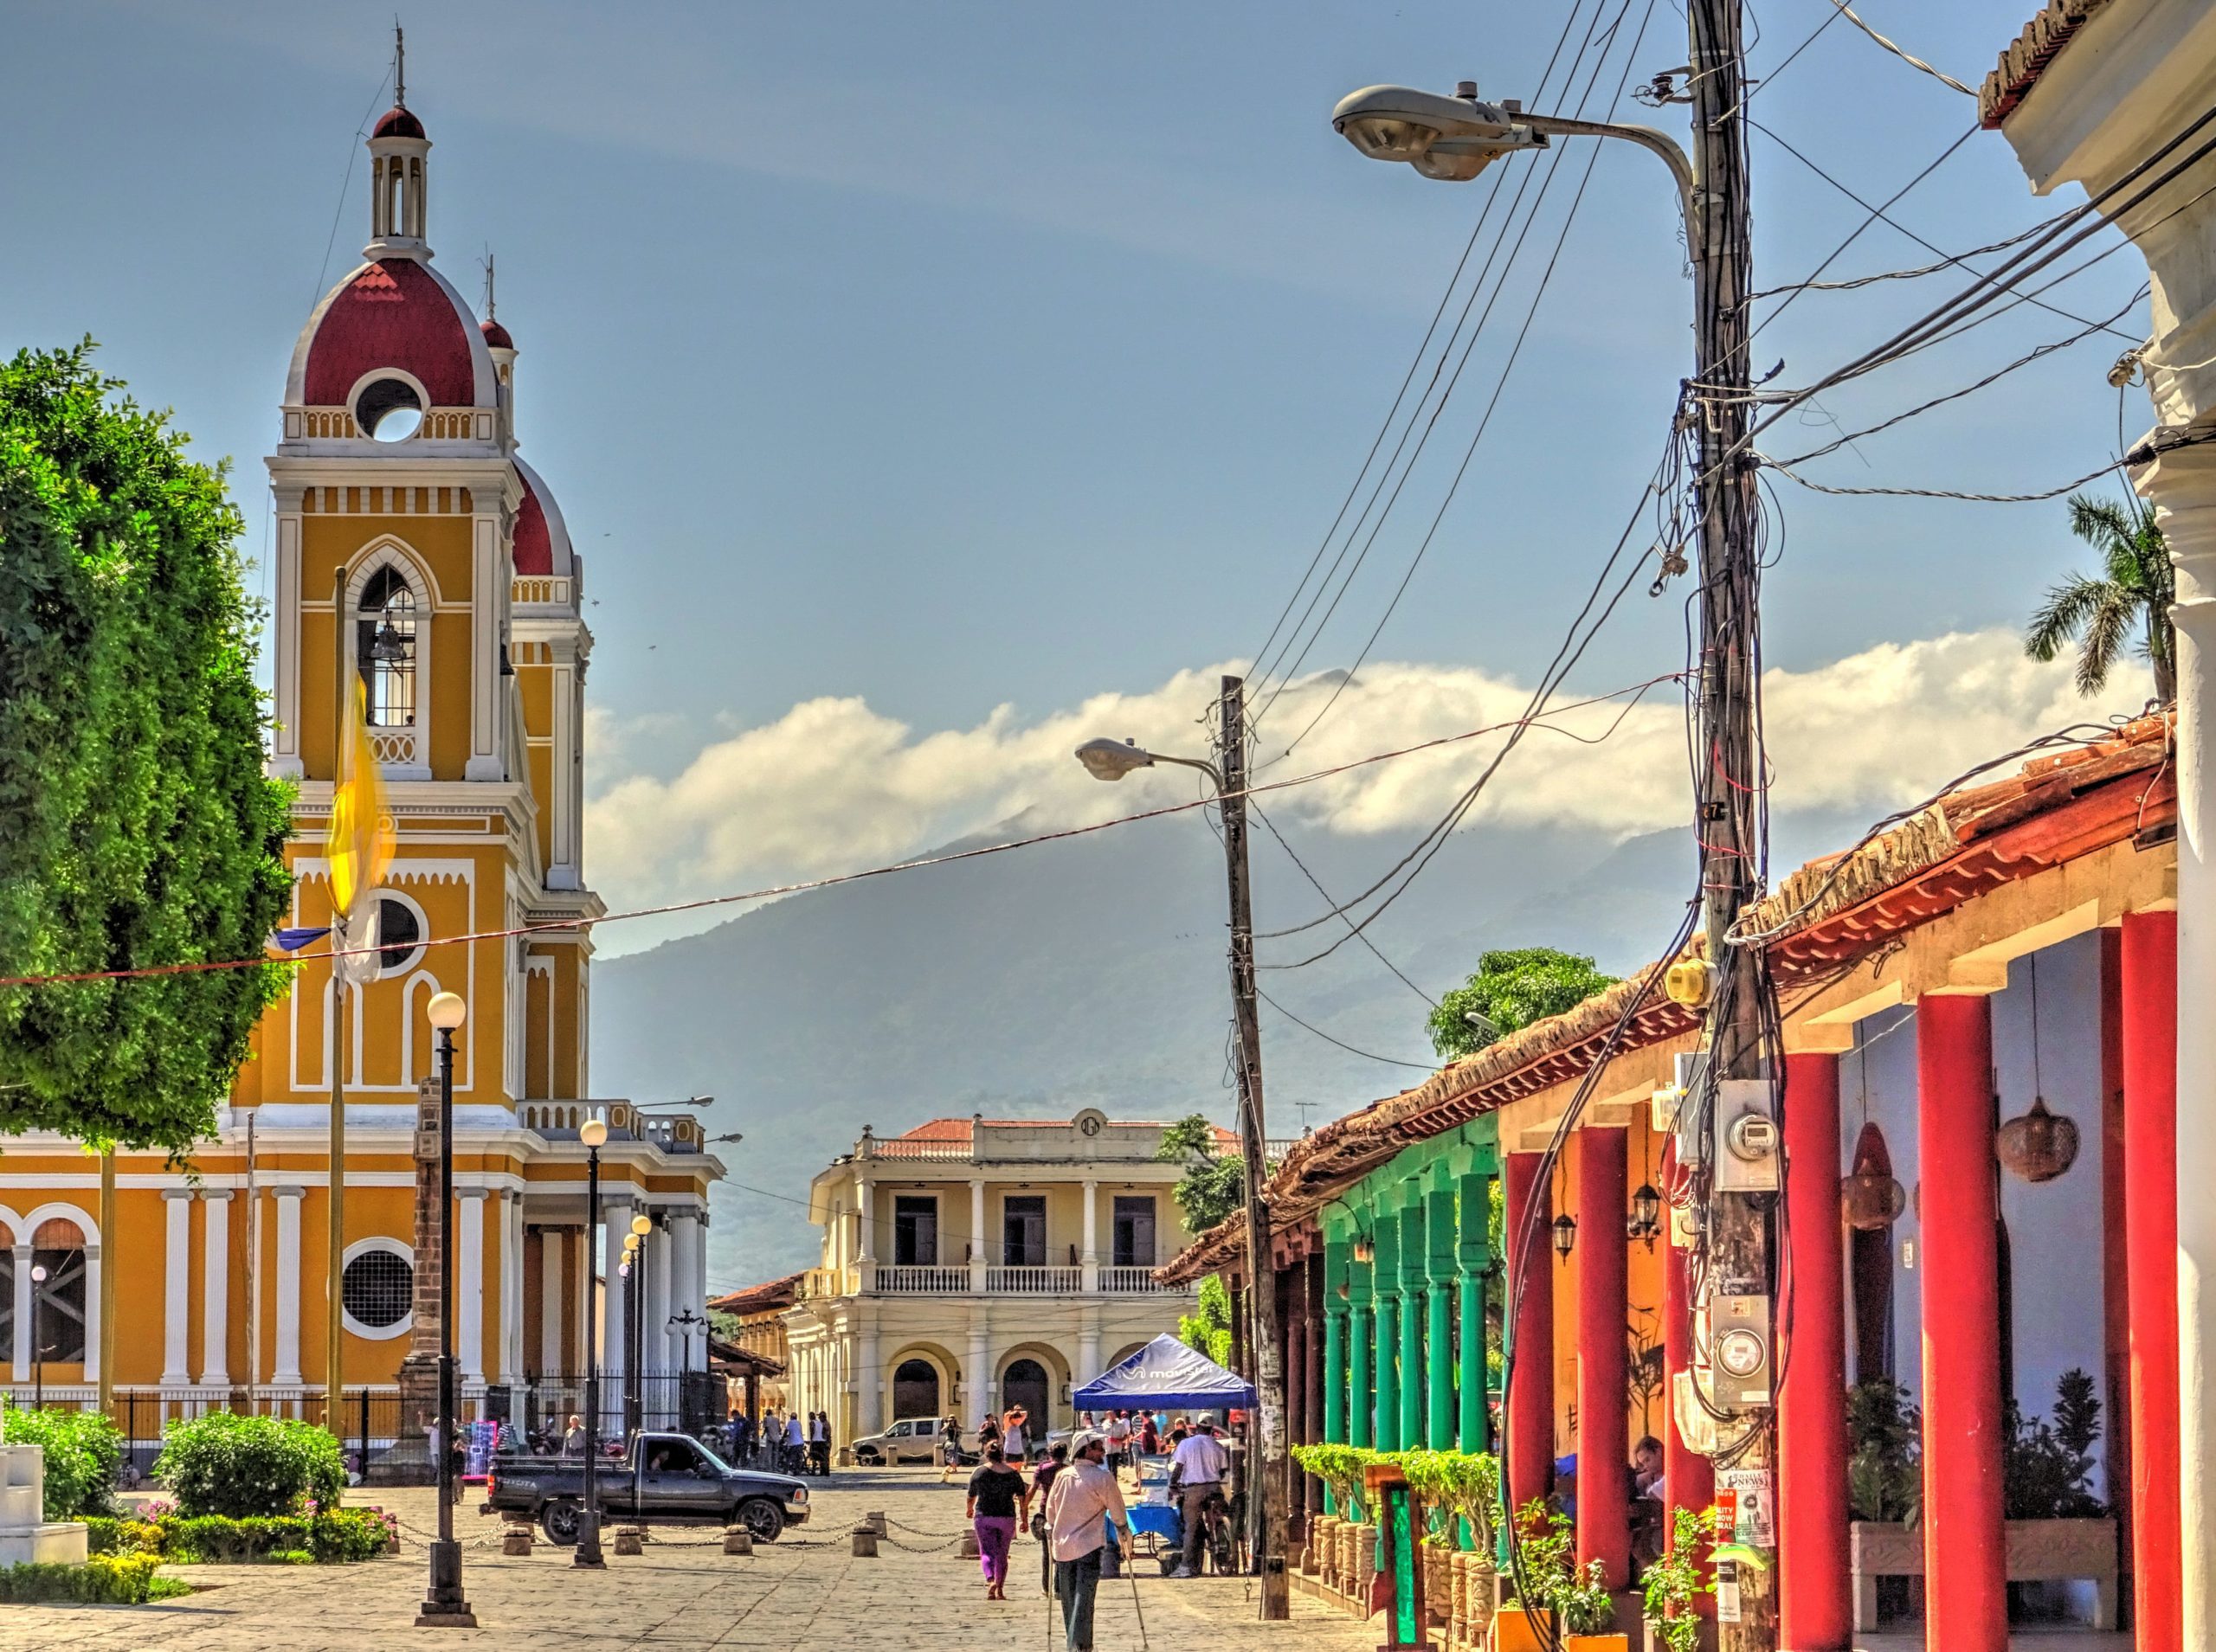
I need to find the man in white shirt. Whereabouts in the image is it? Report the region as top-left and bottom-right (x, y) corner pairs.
(1044, 1431), (1131, 1652)
(1167, 1412), (1232, 1578)
(1104, 1412), (1133, 1475)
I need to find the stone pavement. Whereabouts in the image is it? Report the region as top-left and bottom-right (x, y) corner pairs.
(0, 1466), (1380, 1650)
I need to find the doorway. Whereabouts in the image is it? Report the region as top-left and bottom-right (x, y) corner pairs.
(892, 1358), (940, 1420)
(1003, 1197), (1046, 1266)
(1849, 1123), (1896, 1385)
(1002, 1357), (1050, 1431)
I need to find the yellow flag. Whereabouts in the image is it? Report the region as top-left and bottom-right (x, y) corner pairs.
(328, 679), (393, 918)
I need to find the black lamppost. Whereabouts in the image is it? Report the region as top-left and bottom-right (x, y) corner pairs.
(622, 1216), (649, 1437)
(417, 991), (474, 1628)
(28, 1265), (47, 1411)
(574, 1118), (609, 1569)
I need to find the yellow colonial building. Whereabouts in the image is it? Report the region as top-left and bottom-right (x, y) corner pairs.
(0, 87), (719, 1445)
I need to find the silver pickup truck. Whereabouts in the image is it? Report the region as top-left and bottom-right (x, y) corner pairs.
(484, 1431), (812, 1543)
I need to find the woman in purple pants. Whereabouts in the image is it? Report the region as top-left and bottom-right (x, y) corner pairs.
(966, 1444), (1027, 1601)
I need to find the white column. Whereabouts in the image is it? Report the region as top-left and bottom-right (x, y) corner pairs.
(267, 492), (304, 779)
(855, 1301), (882, 1437)
(162, 1190), (194, 1385)
(667, 1210), (701, 1367)
(600, 1202), (628, 1373)
(541, 1227), (567, 1375)
(465, 511), (503, 779)
(645, 1220), (672, 1371)
(81, 1242), (102, 1386)
(573, 1228), (590, 1373)
(458, 1189), (487, 1383)
(501, 1192), (524, 1382)
(1080, 1179), (1099, 1292)
(966, 1315), (990, 1424)
(10, 1244), (30, 1383)
(272, 1186), (304, 1385)
(201, 1192), (231, 1385)
(969, 1179), (988, 1290)
(1077, 1302), (1101, 1391)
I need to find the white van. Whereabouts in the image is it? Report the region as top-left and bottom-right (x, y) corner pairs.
(850, 1417), (948, 1466)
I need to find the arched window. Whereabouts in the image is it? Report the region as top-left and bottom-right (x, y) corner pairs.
(358, 565), (418, 728)
(29, 1219), (87, 1366)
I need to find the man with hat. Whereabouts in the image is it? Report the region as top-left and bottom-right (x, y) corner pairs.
(1166, 1411), (1231, 1578)
(1043, 1429), (1131, 1652)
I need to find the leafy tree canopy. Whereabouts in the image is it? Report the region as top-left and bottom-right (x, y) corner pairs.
(2025, 492), (2176, 703)
(1177, 1273), (1234, 1367)
(0, 343), (292, 1150)
(1157, 1112), (1243, 1233)
(1427, 948), (1618, 1061)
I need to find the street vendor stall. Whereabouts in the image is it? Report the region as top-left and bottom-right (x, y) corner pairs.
(1073, 1335), (1257, 1570)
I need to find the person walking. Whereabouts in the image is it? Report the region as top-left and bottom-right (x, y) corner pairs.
(1002, 1406), (1028, 1465)
(1167, 1411), (1231, 1578)
(809, 1411), (831, 1475)
(1043, 1430), (1131, 1652)
(1027, 1439), (1071, 1597)
(784, 1410), (806, 1475)
(561, 1413), (585, 1456)
(1104, 1411), (1131, 1477)
(965, 1443), (1027, 1602)
(939, 1411), (966, 1482)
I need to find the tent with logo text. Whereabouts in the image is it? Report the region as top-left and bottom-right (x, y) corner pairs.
(1073, 1333), (1254, 1411)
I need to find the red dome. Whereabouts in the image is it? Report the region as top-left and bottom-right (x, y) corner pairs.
(298, 259), (486, 408)
(512, 460), (572, 578)
(372, 106), (427, 140)
(480, 317), (514, 350)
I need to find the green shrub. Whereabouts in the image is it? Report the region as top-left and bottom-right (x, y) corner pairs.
(152, 1413), (345, 1519)
(146, 1509), (393, 1565)
(0, 1553), (189, 1603)
(0, 1404), (123, 1520)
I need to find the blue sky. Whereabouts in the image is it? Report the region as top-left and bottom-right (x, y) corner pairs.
(3, 0), (2157, 950)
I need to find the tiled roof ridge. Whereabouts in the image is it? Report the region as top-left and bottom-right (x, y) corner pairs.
(1981, 0), (2116, 128)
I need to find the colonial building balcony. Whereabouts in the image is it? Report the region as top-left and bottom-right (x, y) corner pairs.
(800, 1262), (1189, 1301)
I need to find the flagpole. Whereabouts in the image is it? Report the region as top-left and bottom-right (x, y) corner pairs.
(328, 566), (348, 1422)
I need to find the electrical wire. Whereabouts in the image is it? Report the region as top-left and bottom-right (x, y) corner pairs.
(1250, 804), (1436, 1007)
(1818, 0), (1975, 97)
(1253, 989), (1439, 1072)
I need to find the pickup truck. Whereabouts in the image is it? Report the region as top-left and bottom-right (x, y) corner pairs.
(484, 1432), (813, 1544)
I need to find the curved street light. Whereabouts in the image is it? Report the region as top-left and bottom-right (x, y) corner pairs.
(418, 989), (473, 1627)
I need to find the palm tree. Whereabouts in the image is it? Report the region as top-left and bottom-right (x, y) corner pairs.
(2025, 492), (2176, 704)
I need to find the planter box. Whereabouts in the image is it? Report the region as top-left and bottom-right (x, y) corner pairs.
(1849, 1517), (2117, 1632)
(1310, 1514), (1338, 1585)
(1425, 1544), (1452, 1628)
(1491, 1604), (1629, 1651)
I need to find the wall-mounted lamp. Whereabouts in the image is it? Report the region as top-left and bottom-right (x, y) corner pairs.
(1352, 1235), (1375, 1265)
(1627, 1182), (1663, 1248)
(1551, 1212), (1578, 1261)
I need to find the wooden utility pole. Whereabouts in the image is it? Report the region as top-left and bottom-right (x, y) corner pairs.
(1685, 0), (1776, 1646)
(1219, 674), (1289, 1619)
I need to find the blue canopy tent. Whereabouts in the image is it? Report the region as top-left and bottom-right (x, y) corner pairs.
(1073, 1333), (1254, 1412)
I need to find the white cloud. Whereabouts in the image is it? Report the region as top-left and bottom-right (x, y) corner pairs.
(582, 629), (2151, 948)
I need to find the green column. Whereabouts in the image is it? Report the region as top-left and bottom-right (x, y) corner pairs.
(1398, 1201), (1425, 1449)
(1425, 1179), (1456, 1450)
(1457, 1169), (1493, 1455)
(1372, 1218), (1400, 1450)
(1348, 1246), (1374, 1450)
(1323, 1234), (1350, 1513)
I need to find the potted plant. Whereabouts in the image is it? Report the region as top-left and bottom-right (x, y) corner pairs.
(1495, 1501), (1629, 1651)
(1641, 1507), (1717, 1652)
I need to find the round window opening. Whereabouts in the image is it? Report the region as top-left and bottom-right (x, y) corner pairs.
(342, 1249), (414, 1331)
(375, 897), (422, 974)
(355, 376), (423, 441)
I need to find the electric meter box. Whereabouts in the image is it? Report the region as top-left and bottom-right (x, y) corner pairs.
(1710, 1291), (1773, 1410)
(1713, 1077), (1780, 1192)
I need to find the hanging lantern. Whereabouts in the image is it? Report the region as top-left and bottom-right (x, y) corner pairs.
(1352, 1234), (1375, 1265)
(1551, 1212), (1578, 1260)
(1839, 1169), (1907, 1231)
(1998, 1096), (2080, 1184)
(1627, 1182), (1663, 1245)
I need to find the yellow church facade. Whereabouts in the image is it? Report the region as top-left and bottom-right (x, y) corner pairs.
(0, 87), (719, 1441)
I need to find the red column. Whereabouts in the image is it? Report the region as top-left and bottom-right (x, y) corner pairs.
(1504, 1151), (1556, 1514)
(1916, 993), (2008, 1652)
(2097, 929), (2135, 1551)
(2123, 910), (2181, 1650)
(1284, 1266), (1309, 1537)
(1577, 1127), (1631, 1590)
(1660, 1141), (1713, 1617)
(1778, 1050), (1852, 1650)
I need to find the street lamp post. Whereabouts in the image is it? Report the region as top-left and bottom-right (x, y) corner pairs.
(416, 989), (475, 1628)
(574, 1118), (609, 1569)
(626, 1214), (651, 1436)
(28, 1266), (47, 1411)
(1073, 673), (1291, 1619)
(1334, 42), (1775, 1648)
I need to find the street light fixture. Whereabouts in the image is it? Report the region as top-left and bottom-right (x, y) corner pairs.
(624, 1220), (649, 1437)
(1073, 736), (1221, 788)
(28, 1266), (47, 1411)
(574, 1117), (609, 1569)
(417, 989), (473, 1628)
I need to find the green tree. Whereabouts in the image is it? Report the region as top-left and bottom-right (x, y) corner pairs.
(1156, 1112), (1244, 1232)
(1178, 1273), (1234, 1366)
(0, 343), (292, 1149)
(2026, 492), (2176, 702)
(1427, 948), (1617, 1061)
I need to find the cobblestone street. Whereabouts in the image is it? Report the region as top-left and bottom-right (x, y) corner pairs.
(0, 1469), (1378, 1650)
